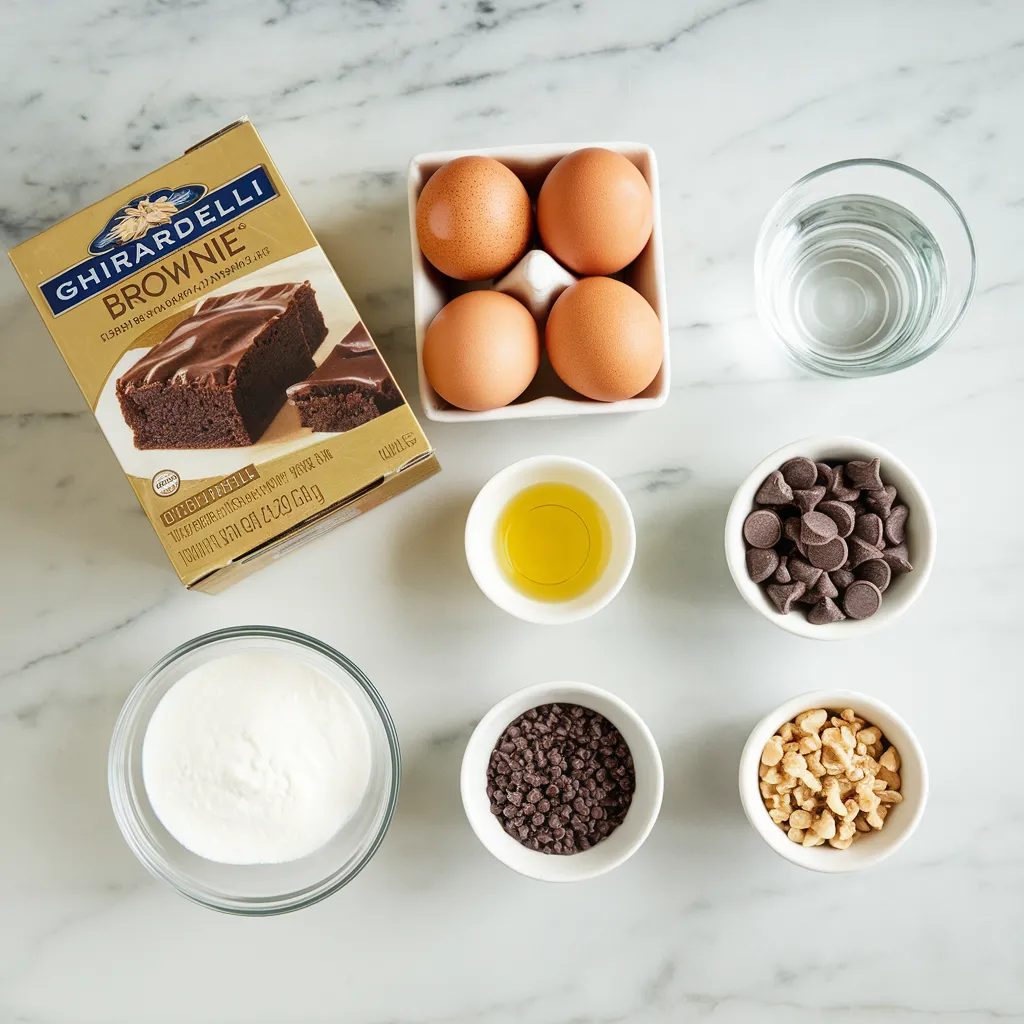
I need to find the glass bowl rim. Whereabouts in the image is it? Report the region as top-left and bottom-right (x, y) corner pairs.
(754, 156), (978, 378)
(108, 624), (401, 916)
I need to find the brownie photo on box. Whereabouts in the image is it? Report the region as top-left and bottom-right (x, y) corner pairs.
(116, 281), (325, 449)
(199, 281), (327, 358)
(286, 322), (404, 434)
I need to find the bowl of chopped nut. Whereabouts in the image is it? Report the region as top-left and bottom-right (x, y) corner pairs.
(738, 690), (928, 872)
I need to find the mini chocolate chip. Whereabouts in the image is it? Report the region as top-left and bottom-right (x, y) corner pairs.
(807, 535), (848, 571)
(767, 581), (807, 614)
(801, 511), (839, 546)
(853, 512), (884, 549)
(780, 457), (818, 490)
(746, 547), (779, 583)
(793, 486), (826, 514)
(843, 579), (882, 619)
(743, 509), (782, 549)
(817, 500), (855, 538)
(774, 555), (791, 584)
(807, 596), (846, 624)
(865, 485), (897, 518)
(856, 558), (891, 593)
(885, 505), (909, 545)
(845, 458), (884, 491)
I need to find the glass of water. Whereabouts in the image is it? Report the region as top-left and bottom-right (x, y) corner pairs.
(755, 158), (976, 377)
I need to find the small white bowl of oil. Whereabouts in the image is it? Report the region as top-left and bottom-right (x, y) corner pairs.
(465, 456), (635, 624)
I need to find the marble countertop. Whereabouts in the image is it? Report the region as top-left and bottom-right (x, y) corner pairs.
(2, 1), (1022, 1021)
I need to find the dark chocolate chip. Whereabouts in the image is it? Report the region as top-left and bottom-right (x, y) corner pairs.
(830, 568), (856, 591)
(815, 461), (833, 486)
(817, 500), (855, 538)
(774, 555), (791, 584)
(807, 535), (848, 571)
(746, 547), (780, 583)
(787, 555), (822, 588)
(865, 485), (897, 518)
(845, 458), (884, 491)
(780, 457), (818, 490)
(783, 516), (808, 557)
(766, 581), (807, 614)
(853, 512), (884, 549)
(856, 558), (891, 593)
(843, 580), (883, 620)
(882, 542), (913, 575)
(793, 486), (826, 514)
(801, 511), (839, 546)
(828, 466), (861, 502)
(807, 571), (839, 601)
(885, 505), (909, 546)
(743, 509), (782, 549)
(808, 597), (846, 625)
(848, 534), (884, 569)
(755, 470), (794, 506)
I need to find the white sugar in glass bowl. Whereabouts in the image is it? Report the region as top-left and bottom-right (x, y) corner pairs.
(108, 626), (401, 915)
(465, 455), (635, 625)
(739, 689), (928, 872)
(724, 436), (936, 640)
(461, 681), (663, 882)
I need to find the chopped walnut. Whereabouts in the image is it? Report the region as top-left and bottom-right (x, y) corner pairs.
(758, 707), (903, 850)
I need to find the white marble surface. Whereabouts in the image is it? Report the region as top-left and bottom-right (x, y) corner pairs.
(1, 1), (1022, 1020)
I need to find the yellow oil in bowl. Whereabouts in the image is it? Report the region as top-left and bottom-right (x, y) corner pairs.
(495, 482), (610, 602)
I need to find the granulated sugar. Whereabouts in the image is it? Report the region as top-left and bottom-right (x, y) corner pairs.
(142, 650), (371, 865)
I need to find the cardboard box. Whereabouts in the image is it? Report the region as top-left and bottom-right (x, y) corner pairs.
(10, 119), (439, 590)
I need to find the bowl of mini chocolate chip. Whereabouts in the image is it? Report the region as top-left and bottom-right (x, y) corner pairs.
(725, 436), (936, 639)
(461, 682), (664, 881)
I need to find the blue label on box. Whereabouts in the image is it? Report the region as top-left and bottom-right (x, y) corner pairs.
(39, 166), (278, 317)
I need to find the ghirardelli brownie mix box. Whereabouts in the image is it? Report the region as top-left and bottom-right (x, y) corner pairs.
(8, 119), (439, 591)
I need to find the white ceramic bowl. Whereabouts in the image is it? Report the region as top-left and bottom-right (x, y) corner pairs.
(724, 436), (936, 640)
(407, 141), (670, 422)
(461, 681), (664, 882)
(739, 689), (928, 872)
(465, 456), (636, 624)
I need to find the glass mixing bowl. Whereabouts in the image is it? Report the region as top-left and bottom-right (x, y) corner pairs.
(108, 626), (400, 915)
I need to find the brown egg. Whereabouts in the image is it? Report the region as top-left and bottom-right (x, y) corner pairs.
(416, 157), (532, 281)
(545, 277), (662, 402)
(423, 291), (540, 411)
(537, 148), (653, 275)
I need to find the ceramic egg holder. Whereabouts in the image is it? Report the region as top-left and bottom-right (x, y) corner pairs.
(407, 142), (671, 422)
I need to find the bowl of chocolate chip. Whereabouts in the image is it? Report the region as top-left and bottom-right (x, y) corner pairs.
(725, 436), (936, 639)
(461, 681), (664, 881)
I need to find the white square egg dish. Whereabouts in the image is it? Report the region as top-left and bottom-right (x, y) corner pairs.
(407, 142), (670, 422)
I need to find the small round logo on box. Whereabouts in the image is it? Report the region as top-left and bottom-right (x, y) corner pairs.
(152, 469), (180, 497)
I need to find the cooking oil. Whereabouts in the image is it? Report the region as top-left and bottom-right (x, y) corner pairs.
(495, 482), (610, 601)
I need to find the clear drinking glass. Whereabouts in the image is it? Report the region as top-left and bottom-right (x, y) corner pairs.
(755, 159), (976, 377)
